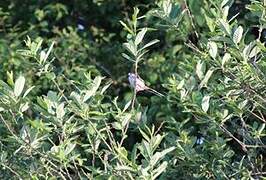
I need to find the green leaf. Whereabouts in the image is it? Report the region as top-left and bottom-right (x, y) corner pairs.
(122, 100), (132, 112)
(6, 71), (14, 86)
(202, 95), (210, 113)
(135, 28), (147, 45)
(65, 143), (76, 155)
(163, 0), (172, 15)
(56, 102), (65, 119)
(83, 76), (102, 102)
(115, 165), (136, 172)
(208, 41), (218, 59)
(222, 53), (231, 70)
(121, 113), (132, 128)
(249, 46), (260, 58)
(204, 14), (215, 32)
(124, 41), (137, 57)
(196, 60), (206, 80)
(221, 0), (230, 7)
(41, 41), (55, 64)
(20, 102), (29, 113)
(122, 53), (135, 62)
(139, 128), (150, 142)
(150, 146), (175, 167)
(243, 42), (255, 61)
(153, 161), (168, 179)
(120, 21), (134, 35)
(152, 133), (165, 151)
(140, 39), (160, 51)
(23, 86), (35, 98)
(199, 69), (214, 89)
(14, 75), (26, 97)
(40, 50), (46, 64)
(258, 123), (265, 134)
(222, 6), (229, 20)
(177, 79), (185, 90)
(233, 26), (243, 44)
(219, 19), (231, 35)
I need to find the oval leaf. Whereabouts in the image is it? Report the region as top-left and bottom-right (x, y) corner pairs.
(196, 60), (206, 80)
(14, 76), (25, 97)
(202, 95), (210, 113)
(222, 53), (231, 70)
(233, 26), (243, 44)
(208, 42), (218, 59)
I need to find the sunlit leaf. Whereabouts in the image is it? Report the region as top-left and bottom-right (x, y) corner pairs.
(83, 76), (103, 102)
(56, 102), (65, 119)
(14, 76), (25, 97)
(199, 69), (214, 89)
(233, 26), (243, 44)
(196, 60), (206, 80)
(135, 28), (147, 45)
(208, 41), (218, 59)
(202, 95), (210, 113)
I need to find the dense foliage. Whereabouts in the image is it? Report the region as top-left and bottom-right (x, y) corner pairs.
(0, 0), (265, 179)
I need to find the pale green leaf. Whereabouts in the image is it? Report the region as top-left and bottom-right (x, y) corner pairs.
(258, 123), (265, 134)
(43, 41), (54, 64)
(122, 53), (135, 62)
(199, 69), (214, 89)
(83, 76), (102, 102)
(219, 19), (231, 35)
(23, 86), (35, 98)
(222, 53), (231, 70)
(56, 102), (65, 119)
(124, 41), (137, 56)
(115, 165), (136, 172)
(65, 143), (76, 155)
(208, 41), (218, 59)
(14, 76), (26, 97)
(233, 26), (243, 44)
(140, 39), (160, 51)
(139, 128), (150, 142)
(163, 0), (172, 15)
(221, 0), (230, 7)
(249, 46), (260, 58)
(208, 42), (218, 59)
(153, 161), (168, 179)
(135, 28), (147, 45)
(20, 102), (29, 113)
(119, 21), (134, 35)
(243, 42), (255, 61)
(196, 60), (206, 80)
(177, 79), (185, 90)
(122, 100), (132, 112)
(121, 113), (132, 128)
(40, 50), (46, 64)
(202, 95), (210, 113)
(222, 6), (229, 20)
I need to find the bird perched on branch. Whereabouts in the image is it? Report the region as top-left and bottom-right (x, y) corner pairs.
(128, 73), (164, 97)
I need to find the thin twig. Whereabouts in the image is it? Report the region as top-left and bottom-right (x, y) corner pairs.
(0, 163), (22, 179)
(220, 125), (248, 152)
(183, 0), (199, 39)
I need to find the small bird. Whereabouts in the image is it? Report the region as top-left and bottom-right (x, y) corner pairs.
(128, 73), (164, 97)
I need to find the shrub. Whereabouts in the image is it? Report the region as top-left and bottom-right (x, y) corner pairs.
(0, 0), (265, 179)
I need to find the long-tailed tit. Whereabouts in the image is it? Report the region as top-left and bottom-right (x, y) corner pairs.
(128, 73), (164, 97)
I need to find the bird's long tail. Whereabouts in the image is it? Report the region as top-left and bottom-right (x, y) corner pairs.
(146, 87), (165, 97)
